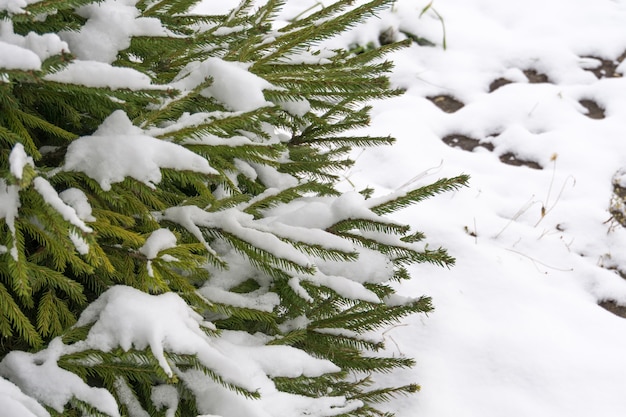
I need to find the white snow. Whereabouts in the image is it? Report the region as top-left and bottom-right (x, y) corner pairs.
(69, 230), (89, 255)
(59, 188), (96, 222)
(72, 286), (212, 378)
(308, 271), (381, 303)
(21, 32), (68, 61)
(216, 330), (341, 379)
(274, 97), (311, 116)
(139, 229), (177, 279)
(9, 144), (33, 181)
(287, 278), (314, 303)
(45, 60), (155, 90)
(145, 112), (257, 146)
(60, 0), (169, 63)
(33, 177), (93, 233)
(199, 286), (281, 312)
(249, 161), (299, 189)
(0, 144), (32, 258)
(314, 327), (382, 346)
(265, 191), (397, 232)
(315, 247), (393, 284)
(173, 57), (273, 112)
(161, 206), (313, 269)
(56, 286), (350, 416)
(0, 21), (68, 70)
(0, 0), (27, 14)
(0, 377), (49, 417)
(0, 0), (43, 14)
(63, 110), (218, 191)
(255, 204), (358, 253)
(139, 228), (177, 260)
(0, 180), (20, 260)
(56, 188), (93, 252)
(151, 385), (178, 417)
(0, 41), (41, 70)
(0, 339), (120, 416)
(113, 377), (150, 417)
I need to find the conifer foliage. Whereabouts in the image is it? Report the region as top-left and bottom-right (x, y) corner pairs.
(0, 0), (468, 415)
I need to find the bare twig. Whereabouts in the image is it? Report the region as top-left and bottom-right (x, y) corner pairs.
(505, 248), (574, 273)
(396, 160), (444, 190)
(289, 1), (324, 22)
(495, 195), (539, 238)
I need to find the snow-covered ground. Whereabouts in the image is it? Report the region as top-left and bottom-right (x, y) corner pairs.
(305, 0), (626, 415)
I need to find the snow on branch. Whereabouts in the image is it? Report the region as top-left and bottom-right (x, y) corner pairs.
(63, 111), (218, 191)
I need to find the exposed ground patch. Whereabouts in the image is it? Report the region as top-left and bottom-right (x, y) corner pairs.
(489, 77), (512, 92)
(599, 173), (626, 318)
(442, 134), (494, 152)
(487, 69), (550, 92)
(579, 99), (605, 119)
(523, 69), (550, 83)
(499, 152), (542, 169)
(450, 63), (615, 170)
(428, 95), (464, 113)
(609, 170), (626, 227)
(441, 133), (542, 169)
(581, 52), (625, 79)
(598, 299), (626, 318)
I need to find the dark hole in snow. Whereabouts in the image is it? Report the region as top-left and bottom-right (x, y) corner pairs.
(523, 69), (550, 83)
(427, 95), (464, 113)
(609, 170), (626, 227)
(581, 55), (624, 79)
(499, 152), (542, 169)
(598, 299), (626, 319)
(442, 134), (494, 152)
(579, 99), (605, 119)
(488, 77), (512, 92)
(378, 27), (397, 46)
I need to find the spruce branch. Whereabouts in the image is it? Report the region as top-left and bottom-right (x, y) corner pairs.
(0, 0), (467, 414)
(370, 175), (470, 215)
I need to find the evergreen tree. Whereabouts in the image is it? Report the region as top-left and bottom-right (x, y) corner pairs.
(0, 0), (468, 415)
